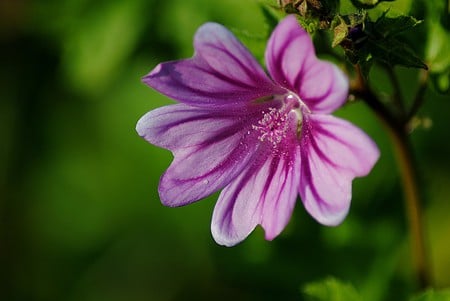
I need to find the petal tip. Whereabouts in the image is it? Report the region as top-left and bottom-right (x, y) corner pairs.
(158, 175), (190, 208)
(148, 63), (163, 77)
(211, 225), (243, 247)
(135, 115), (147, 137)
(307, 201), (350, 227)
(263, 230), (278, 242)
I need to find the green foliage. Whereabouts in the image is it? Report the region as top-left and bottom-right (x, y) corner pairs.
(302, 281), (450, 301)
(423, 2), (450, 94)
(258, 0), (279, 7)
(364, 12), (427, 69)
(371, 12), (422, 38)
(260, 3), (282, 34)
(410, 289), (450, 301)
(349, 0), (395, 9)
(365, 36), (427, 69)
(336, 10), (427, 77)
(303, 277), (362, 301)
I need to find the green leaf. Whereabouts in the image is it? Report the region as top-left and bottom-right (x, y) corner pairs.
(410, 289), (450, 301)
(373, 12), (423, 38)
(349, 0), (395, 9)
(342, 12), (428, 72)
(302, 277), (362, 301)
(367, 38), (428, 69)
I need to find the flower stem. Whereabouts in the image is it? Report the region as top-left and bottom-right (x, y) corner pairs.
(388, 123), (431, 289)
(351, 65), (431, 289)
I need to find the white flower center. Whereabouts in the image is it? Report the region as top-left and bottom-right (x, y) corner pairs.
(252, 92), (306, 146)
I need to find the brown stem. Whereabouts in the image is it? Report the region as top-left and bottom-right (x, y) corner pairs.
(351, 65), (432, 289)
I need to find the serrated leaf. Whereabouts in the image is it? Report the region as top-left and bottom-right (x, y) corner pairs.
(367, 38), (428, 69)
(373, 13), (423, 38)
(410, 289), (450, 301)
(346, 13), (428, 71)
(302, 277), (362, 301)
(349, 0), (394, 9)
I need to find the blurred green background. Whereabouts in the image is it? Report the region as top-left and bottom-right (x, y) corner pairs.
(1, 0), (450, 300)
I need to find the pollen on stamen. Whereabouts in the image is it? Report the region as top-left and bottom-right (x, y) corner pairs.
(252, 108), (289, 146)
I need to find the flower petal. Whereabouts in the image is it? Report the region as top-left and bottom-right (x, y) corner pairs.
(265, 15), (315, 92)
(136, 104), (261, 206)
(299, 115), (380, 226)
(265, 15), (348, 114)
(211, 149), (300, 246)
(297, 61), (349, 114)
(143, 23), (280, 109)
(260, 154), (300, 241)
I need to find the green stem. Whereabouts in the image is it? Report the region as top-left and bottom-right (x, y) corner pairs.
(351, 65), (431, 289)
(388, 123), (431, 289)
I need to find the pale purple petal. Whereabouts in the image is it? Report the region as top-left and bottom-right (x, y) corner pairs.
(143, 23), (281, 109)
(265, 15), (315, 92)
(212, 147), (300, 246)
(211, 157), (266, 246)
(265, 15), (349, 114)
(297, 61), (349, 114)
(299, 115), (380, 225)
(137, 104), (256, 150)
(260, 153), (300, 240)
(137, 104), (262, 206)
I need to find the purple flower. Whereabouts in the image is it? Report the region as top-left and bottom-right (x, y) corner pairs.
(137, 15), (379, 246)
